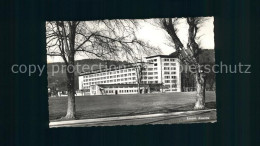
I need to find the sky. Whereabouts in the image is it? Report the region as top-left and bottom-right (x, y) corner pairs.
(47, 17), (214, 63)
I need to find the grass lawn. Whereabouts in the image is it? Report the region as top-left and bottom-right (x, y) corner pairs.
(49, 91), (216, 121)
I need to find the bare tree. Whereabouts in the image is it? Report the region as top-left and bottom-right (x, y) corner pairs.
(160, 17), (211, 109)
(46, 20), (159, 119)
(134, 58), (147, 94)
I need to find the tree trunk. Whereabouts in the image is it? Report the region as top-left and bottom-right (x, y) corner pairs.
(138, 83), (141, 94)
(64, 71), (76, 119)
(63, 53), (76, 119)
(194, 72), (206, 110)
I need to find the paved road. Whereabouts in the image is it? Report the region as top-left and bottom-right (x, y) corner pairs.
(50, 109), (216, 127)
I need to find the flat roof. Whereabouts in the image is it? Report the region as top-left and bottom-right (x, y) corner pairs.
(78, 64), (136, 76)
(145, 55), (178, 59)
(94, 83), (162, 87)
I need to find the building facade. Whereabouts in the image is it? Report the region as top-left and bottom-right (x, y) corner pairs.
(78, 55), (181, 95)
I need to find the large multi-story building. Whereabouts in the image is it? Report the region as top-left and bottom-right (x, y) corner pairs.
(78, 55), (181, 95)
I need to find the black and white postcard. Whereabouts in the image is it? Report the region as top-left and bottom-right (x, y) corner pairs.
(46, 18), (216, 127)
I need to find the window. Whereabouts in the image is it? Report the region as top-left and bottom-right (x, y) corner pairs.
(148, 68), (153, 71)
(171, 76), (176, 79)
(164, 67), (170, 70)
(172, 84), (177, 88)
(171, 80), (177, 83)
(164, 63), (169, 66)
(165, 76), (170, 79)
(171, 72), (176, 74)
(148, 72), (153, 75)
(164, 71), (170, 74)
(164, 59), (169, 61)
(154, 72), (158, 75)
(171, 63), (176, 66)
(154, 63), (157, 66)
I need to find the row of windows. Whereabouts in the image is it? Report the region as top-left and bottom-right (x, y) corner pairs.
(163, 63), (176, 66)
(164, 76), (177, 79)
(84, 78), (137, 85)
(83, 79), (163, 86)
(164, 71), (176, 75)
(84, 70), (160, 80)
(143, 67), (157, 71)
(142, 72), (158, 75)
(83, 68), (136, 78)
(142, 76), (159, 79)
(104, 85), (139, 88)
(163, 58), (175, 62)
(83, 73), (137, 82)
(105, 89), (138, 94)
(165, 80), (177, 83)
(163, 67), (176, 70)
(141, 81), (159, 84)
